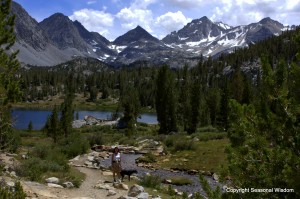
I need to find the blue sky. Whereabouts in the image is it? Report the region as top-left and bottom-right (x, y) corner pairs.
(14, 0), (300, 41)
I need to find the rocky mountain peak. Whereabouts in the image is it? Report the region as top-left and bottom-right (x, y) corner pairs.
(11, 1), (49, 51)
(113, 25), (160, 46)
(39, 12), (87, 50)
(162, 16), (224, 44)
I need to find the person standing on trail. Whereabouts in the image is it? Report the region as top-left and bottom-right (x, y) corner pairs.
(111, 146), (122, 182)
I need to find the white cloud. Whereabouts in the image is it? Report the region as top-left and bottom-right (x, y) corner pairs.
(87, 1), (97, 5)
(155, 11), (191, 33)
(210, 0), (300, 26)
(163, 0), (205, 8)
(132, 0), (157, 9)
(116, 7), (154, 32)
(69, 9), (114, 37)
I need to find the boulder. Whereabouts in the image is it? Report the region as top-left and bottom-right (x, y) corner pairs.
(47, 183), (64, 188)
(94, 183), (112, 190)
(72, 120), (86, 128)
(6, 181), (15, 188)
(107, 189), (117, 196)
(98, 152), (109, 159)
(136, 192), (149, 199)
(152, 196), (162, 199)
(45, 177), (59, 184)
(84, 161), (93, 167)
(213, 173), (219, 181)
(87, 156), (94, 162)
(128, 184), (144, 197)
(102, 171), (113, 176)
(63, 182), (74, 188)
(113, 182), (128, 190)
(10, 171), (17, 177)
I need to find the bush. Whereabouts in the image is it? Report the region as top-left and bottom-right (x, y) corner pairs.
(119, 136), (137, 146)
(173, 140), (195, 151)
(137, 153), (156, 163)
(16, 157), (43, 181)
(32, 143), (51, 159)
(197, 126), (219, 133)
(139, 174), (161, 189)
(164, 136), (175, 148)
(58, 133), (89, 158)
(87, 132), (104, 146)
(193, 132), (227, 141)
(0, 181), (26, 199)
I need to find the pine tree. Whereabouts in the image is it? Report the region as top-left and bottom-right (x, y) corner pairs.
(225, 53), (300, 198)
(155, 66), (178, 134)
(46, 106), (60, 143)
(27, 120), (33, 132)
(60, 73), (75, 138)
(0, 0), (21, 150)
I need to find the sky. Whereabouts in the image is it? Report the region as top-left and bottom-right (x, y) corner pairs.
(14, 0), (300, 41)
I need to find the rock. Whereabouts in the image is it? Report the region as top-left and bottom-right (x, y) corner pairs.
(164, 179), (172, 184)
(113, 182), (128, 190)
(21, 154), (28, 159)
(128, 184), (144, 197)
(63, 182), (74, 188)
(10, 171), (17, 177)
(193, 137), (199, 142)
(187, 169), (199, 175)
(177, 192), (183, 196)
(136, 192), (149, 199)
(47, 183), (64, 188)
(72, 120), (86, 128)
(102, 171), (113, 176)
(6, 181), (15, 187)
(84, 161), (93, 167)
(4, 165), (11, 171)
(152, 196), (162, 199)
(98, 152), (109, 159)
(107, 189), (117, 196)
(72, 155), (80, 161)
(87, 156), (94, 162)
(85, 116), (99, 125)
(213, 173), (219, 181)
(117, 196), (137, 199)
(94, 183), (112, 190)
(45, 177), (60, 184)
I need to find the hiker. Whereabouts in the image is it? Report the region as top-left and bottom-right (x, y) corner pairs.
(111, 146), (122, 182)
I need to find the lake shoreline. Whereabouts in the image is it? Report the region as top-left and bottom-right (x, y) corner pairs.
(12, 108), (158, 130)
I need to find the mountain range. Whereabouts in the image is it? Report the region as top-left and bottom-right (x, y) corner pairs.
(10, 1), (295, 67)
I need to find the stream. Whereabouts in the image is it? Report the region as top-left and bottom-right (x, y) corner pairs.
(101, 153), (222, 195)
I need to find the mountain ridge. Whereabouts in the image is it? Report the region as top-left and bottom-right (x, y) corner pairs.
(10, 1), (295, 67)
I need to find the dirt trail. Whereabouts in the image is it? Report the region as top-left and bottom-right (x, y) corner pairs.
(20, 154), (128, 199)
(54, 167), (127, 199)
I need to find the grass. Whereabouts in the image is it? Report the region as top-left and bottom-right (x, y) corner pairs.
(157, 138), (229, 173)
(125, 177), (173, 199)
(17, 129), (88, 187)
(163, 176), (193, 186)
